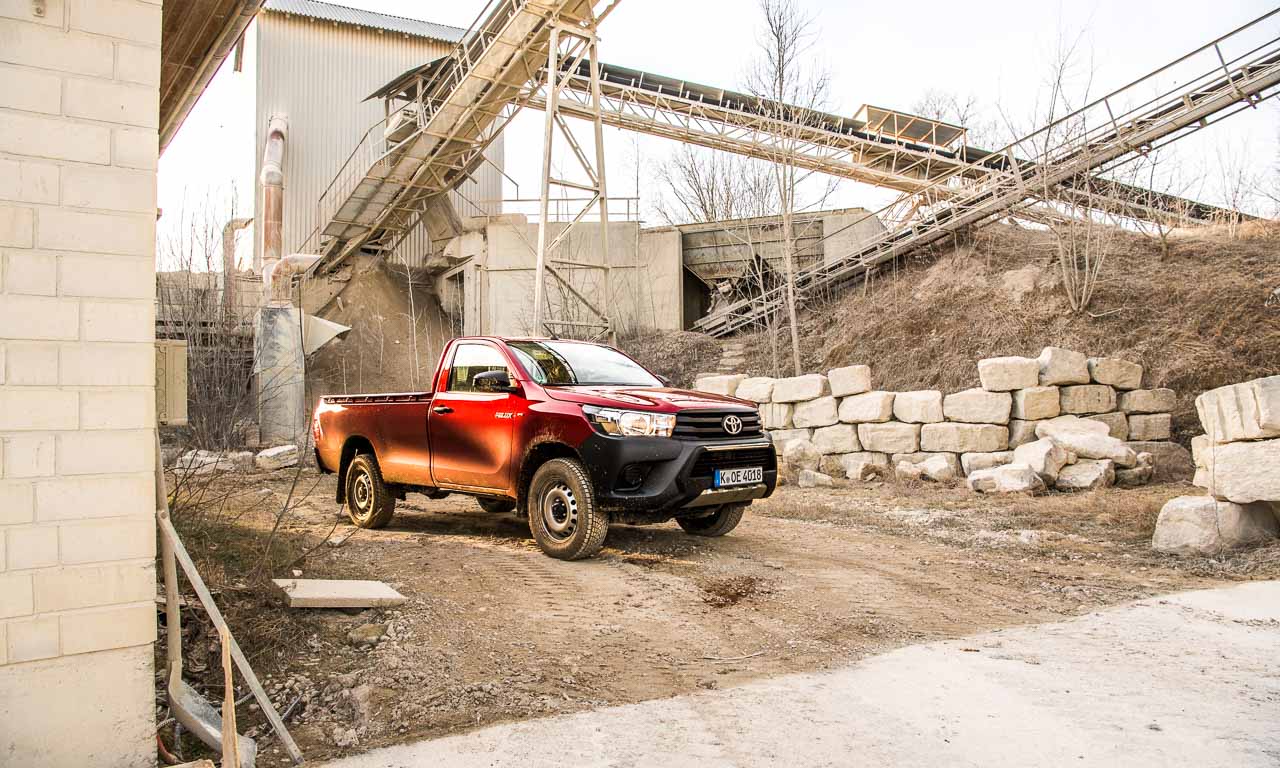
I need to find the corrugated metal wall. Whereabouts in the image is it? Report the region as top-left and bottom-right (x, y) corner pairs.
(254, 12), (504, 268)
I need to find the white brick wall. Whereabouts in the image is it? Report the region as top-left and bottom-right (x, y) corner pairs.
(1, 1), (158, 762)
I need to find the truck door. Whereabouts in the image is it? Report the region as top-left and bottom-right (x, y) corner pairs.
(428, 341), (516, 490)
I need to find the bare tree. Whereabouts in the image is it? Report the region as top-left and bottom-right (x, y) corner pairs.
(744, 0), (838, 375)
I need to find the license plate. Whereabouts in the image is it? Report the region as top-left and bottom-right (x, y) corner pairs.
(715, 466), (763, 487)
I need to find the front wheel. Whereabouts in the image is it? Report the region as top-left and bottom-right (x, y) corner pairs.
(527, 458), (609, 560)
(677, 503), (746, 537)
(345, 454), (396, 529)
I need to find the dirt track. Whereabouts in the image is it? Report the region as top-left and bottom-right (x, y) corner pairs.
(170, 471), (1273, 766)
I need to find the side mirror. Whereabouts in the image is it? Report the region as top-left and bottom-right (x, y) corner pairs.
(473, 369), (516, 393)
(656, 374), (672, 387)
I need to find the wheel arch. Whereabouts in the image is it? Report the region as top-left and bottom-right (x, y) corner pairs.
(336, 435), (376, 504)
(516, 440), (581, 509)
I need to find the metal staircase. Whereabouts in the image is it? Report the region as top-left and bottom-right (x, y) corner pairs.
(693, 10), (1280, 336)
(304, 0), (617, 277)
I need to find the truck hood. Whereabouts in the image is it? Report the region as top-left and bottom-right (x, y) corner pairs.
(542, 385), (753, 413)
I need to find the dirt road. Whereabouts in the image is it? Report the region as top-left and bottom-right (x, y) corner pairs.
(171, 472), (1274, 765)
(317, 580), (1280, 768)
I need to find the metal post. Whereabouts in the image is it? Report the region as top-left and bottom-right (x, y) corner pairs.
(532, 26), (561, 335)
(588, 36), (614, 345)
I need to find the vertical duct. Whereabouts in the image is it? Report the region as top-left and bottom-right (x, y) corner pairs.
(221, 217), (252, 315)
(259, 116), (287, 276)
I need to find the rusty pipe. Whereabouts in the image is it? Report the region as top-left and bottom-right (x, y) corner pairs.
(222, 217), (252, 314)
(259, 116), (287, 277)
(263, 253), (320, 306)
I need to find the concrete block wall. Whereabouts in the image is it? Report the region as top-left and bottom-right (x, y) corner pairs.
(696, 347), (1175, 484)
(0, 1), (159, 765)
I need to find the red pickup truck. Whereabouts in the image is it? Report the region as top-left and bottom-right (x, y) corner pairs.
(313, 337), (777, 560)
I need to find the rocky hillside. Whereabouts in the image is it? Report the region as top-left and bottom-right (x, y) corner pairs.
(677, 221), (1280, 444)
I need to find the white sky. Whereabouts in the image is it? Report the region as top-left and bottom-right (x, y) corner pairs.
(159, 0), (1280, 266)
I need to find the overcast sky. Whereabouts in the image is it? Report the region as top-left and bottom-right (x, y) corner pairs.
(159, 0), (1280, 266)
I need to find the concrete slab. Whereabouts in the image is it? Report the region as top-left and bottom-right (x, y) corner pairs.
(317, 581), (1280, 767)
(272, 579), (407, 608)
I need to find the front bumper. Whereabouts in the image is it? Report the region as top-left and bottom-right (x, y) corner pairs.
(578, 433), (778, 515)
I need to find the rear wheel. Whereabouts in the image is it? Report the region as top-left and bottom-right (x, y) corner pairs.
(677, 503), (745, 537)
(477, 497), (517, 514)
(527, 458), (609, 560)
(345, 454), (396, 529)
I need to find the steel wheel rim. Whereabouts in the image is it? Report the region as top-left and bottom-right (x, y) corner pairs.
(541, 482), (578, 541)
(352, 471), (373, 514)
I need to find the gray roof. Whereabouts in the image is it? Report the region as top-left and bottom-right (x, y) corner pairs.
(262, 0), (466, 43)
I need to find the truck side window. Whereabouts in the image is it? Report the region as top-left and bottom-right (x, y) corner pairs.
(448, 344), (509, 393)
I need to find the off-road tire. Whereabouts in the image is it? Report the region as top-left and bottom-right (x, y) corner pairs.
(677, 503), (746, 537)
(527, 458), (609, 560)
(345, 454), (396, 529)
(477, 497), (517, 515)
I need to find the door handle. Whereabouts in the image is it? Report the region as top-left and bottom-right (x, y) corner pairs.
(432, 406), (453, 415)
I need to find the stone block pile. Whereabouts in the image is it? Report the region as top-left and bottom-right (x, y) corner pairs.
(695, 346), (1184, 492)
(1153, 376), (1280, 556)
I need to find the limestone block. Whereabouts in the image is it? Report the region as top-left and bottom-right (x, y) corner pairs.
(1037, 346), (1090, 386)
(1085, 412), (1129, 441)
(818, 454), (846, 477)
(760, 402), (793, 430)
(1087, 357), (1143, 390)
(772, 374), (830, 403)
(828, 365), (872, 397)
(1121, 388), (1177, 415)
(1127, 440), (1194, 483)
(1055, 459), (1116, 491)
(735, 376), (776, 403)
(1195, 381), (1279, 443)
(175, 449), (227, 475)
(977, 356), (1039, 392)
(812, 423), (861, 455)
(1128, 413), (1171, 441)
(1116, 452), (1155, 488)
(838, 391), (895, 423)
(1011, 386), (1060, 421)
(1199, 438), (1280, 504)
(1253, 375), (1280, 431)
(694, 374), (746, 397)
(1152, 495), (1280, 555)
(967, 463), (1045, 494)
(782, 439), (821, 471)
(255, 445), (298, 470)
(793, 396), (840, 428)
(891, 452), (962, 478)
(797, 469), (834, 488)
(896, 454), (957, 482)
(857, 422), (920, 454)
(840, 452), (890, 481)
(920, 423), (1008, 453)
(893, 390), (944, 423)
(1035, 416), (1137, 467)
(769, 428), (812, 455)
(943, 388), (1012, 424)
(1060, 384), (1117, 415)
(960, 451), (1014, 476)
(1012, 438), (1075, 483)
(1008, 419), (1041, 448)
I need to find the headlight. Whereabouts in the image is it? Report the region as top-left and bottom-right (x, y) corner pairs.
(583, 405), (675, 437)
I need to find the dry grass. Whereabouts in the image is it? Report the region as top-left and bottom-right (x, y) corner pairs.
(620, 329), (724, 388)
(730, 222), (1280, 444)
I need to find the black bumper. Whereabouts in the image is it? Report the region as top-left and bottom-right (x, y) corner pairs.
(578, 433), (777, 515)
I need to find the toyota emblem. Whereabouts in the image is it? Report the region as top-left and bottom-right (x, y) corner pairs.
(722, 414), (743, 435)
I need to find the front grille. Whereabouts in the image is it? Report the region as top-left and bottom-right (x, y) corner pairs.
(673, 409), (762, 440)
(690, 446), (775, 479)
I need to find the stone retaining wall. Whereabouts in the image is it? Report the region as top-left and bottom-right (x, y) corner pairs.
(696, 346), (1180, 490)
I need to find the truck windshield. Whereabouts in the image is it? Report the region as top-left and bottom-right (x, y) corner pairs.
(508, 341), (661, 387)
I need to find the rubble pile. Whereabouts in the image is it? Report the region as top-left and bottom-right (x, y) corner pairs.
(697, 347), (1190, 492)
(1154, 376), (1280, 556)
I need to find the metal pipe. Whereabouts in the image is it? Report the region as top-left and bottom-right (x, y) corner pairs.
(263, 253), (319, 306)
(222, 217), (252, 314)
(259, 116), (287, 276)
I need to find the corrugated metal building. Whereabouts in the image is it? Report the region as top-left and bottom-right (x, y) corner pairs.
(253, 0), (505, 268)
